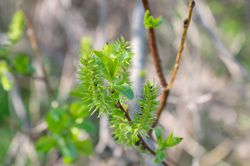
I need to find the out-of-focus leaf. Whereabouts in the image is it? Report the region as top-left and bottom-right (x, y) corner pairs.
(75, 139), (93, 155)
(58, 137), (78, 164)
(154, 127), (163, 141)
(74, 121), (95, 134)
(154, 149), (165, 163)
(13, 54), (33, 75)
(0, 46), (9, 57)
(36, 136), (56, 152)
(7, 10), (25, 44)
(0, 61), (8, 74)
(1, 75), (12, 91)
(46, 108), (71, 133)
(70, 101), (88, 118)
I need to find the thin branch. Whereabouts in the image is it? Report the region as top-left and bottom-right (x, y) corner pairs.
(141, 0), (167, 87)
(22, 11), (52, 94)
(152, 0), (196, 128)
(166, 0), (195, 92)
(116, 101), (170, 166)
(141, 0), (170, 135)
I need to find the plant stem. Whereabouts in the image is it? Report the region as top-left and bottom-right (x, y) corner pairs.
(22, 11), (52, 94)
(116, 101), (170, 166)
(141, 0), (167, 88)
(151, 0), (196, 129)
(141, 0), (169, 133)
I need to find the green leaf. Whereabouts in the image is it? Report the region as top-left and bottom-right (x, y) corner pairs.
(164, 132), (183, 148)
(0, 61), (12, 91)
(113, 83), (134, 100)
(70, 101), (89, 118)
(75, 139), (93, 155)
(46, 108), (71, 134)
(13, 54), (33, 75)
(80, 38), (92, 54)
(154, 127), (163, 140)
(36, 136), (56, 152)
(144, 10), (163, 29)
(0, 46), (9, 57)
(58, 137), (78, 164)
(70, 86), (84, 98)
(7, 10), (25, 44)
(155, 149), (166, 163)
(94, 49), (119, 78)
(0, 61), (8, 74)
(1, 75), (12, 91)
(74, 121), (95, 134)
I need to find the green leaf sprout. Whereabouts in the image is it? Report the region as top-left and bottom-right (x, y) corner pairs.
(144, 10), (163, 29)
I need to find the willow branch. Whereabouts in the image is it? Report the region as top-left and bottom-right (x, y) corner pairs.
(141, 0), (170, 135)
(152, 0), (195, 129)
(166, 0), (195, 92)
(116, 101), (170, 166)
(141, 0), (167, 87)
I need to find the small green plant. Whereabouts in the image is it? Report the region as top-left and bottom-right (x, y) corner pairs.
(78, 37), (182, 164)
(154, 128), (182, 163)
(77, 0), (195, 164)
(36, 101), (94, 163)
(0, 10), (33, 91)
(3, 0), (195, 165)
(144, 10), (163, 29)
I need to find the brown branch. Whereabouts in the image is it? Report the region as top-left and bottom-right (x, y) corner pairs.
(151, 0), (196, 129)
(22, 11), (52, 94)
(141, 0), (170, 136)
(141, 0), (167, 88)
(166, 0), (195, 92)
(116, 101), (170, 166)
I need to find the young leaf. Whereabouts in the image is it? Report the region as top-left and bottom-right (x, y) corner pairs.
(75, 139), (93, 155)
(74, 121), (95, 134)
(155, 149), (166, 163)
(113, 83), (134, 100)
(70, 101), (89, 118)
(7, 10), (25, 44)
(144, 10), (163, 29)
(58, 137), (78, 164)
(13, 54), (34, 75)
(1, 75), (12, 91)
(36, 136), (56, 152)
(154, 127), (163, 140)
(164, 132), (183, 148)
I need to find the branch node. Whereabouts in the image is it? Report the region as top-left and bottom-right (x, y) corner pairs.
(191, 1), (196, 8)
(183, 19), (189, 27)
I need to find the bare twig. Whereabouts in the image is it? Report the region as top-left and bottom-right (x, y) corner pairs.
(22, 11), (52, 94)
(152, 0), (195, 128)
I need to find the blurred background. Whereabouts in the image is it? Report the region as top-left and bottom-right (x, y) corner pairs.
(0, 0), (250, 166)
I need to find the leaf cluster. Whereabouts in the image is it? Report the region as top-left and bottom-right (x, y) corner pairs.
(78, 37), (183, 164)
(133, 81), (158, 138)
(79, 38), (159, 146)
(154, 127), (183, 163)
(36, 101), (94, 163)
(144, 10), (163, 29)
(0, 10), (33, 91)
